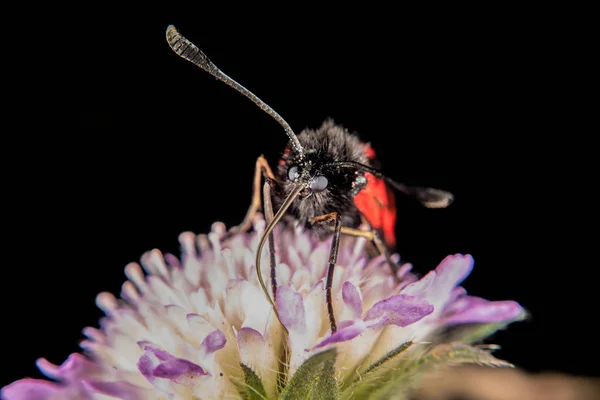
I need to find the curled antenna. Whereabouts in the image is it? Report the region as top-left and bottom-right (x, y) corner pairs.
(324, 161), (454, 208)
(166, 25), (304, 158)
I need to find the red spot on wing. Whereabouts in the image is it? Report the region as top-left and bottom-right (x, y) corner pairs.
(354, 173), (397, 249)
(364, 144), (376, 159)
(355, 144), (397, 249)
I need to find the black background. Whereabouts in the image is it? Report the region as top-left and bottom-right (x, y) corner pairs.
(3, 13), (596, 389)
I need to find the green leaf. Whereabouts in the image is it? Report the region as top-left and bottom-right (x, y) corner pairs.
(240, 363), (267, 400)
(280, 348), (338, 400)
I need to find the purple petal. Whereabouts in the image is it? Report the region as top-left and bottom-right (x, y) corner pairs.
(311, 320), (367, 350)
(200, 330), (227, 354)
(137, 343), (172, 382)
(1, 379), (63, 400)
(82, 327), (105, 343)
(237, 327), (264, 343)
(342, 282), (363, 319)
(137, 341), (171, 361)
(432, 254), (474, 294)
(448, 286), (467, 304)
(401, 270), (436, 297)
(364, 315), (389, 328)
(396, 270), (419, 291)
(36, 353), (98, 382)
(137, 353), (157, 383)
(443, 296), (524, 324)
(365, 294), (434, 327)
(164, 253), (181, 268)
(153, 358), (208, 383)
(83, 380), (148, 400)
(310, 315), (389, 350)
(276, 285), (306, 333)
(237, 327), (267, 366)
(397, 263), (413, 278)
(137, 344), (209, 385)
(336, 320), (355, 330)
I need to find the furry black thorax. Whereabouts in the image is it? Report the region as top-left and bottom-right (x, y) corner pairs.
(273, 119), (375, 239)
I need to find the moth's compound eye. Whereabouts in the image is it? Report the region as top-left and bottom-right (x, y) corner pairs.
(310, 175), (328, 192)
(287, 165), (299, 181)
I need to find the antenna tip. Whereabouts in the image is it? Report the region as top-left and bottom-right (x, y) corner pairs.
(166, 25), (179, 42)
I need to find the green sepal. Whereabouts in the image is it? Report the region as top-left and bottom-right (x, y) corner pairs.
(240, 363), (267, 400)
(341, 341), (413, 399)
(344, 341), (513, 400)
(280, 348), (338, 400)
(420, 341), (514, 368)
(373, 342), (512, 399)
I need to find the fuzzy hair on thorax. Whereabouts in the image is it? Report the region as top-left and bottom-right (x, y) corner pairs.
(273, 119), (375, 239)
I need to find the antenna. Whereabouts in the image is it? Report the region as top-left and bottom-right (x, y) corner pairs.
(165, 25), (305, 158)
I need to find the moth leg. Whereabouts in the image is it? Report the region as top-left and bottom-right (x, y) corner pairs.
(319, 224), (402, 282)
(367, 229), (401, 281)
(363, 213), (404, 281)
(224, 155), (277, 239)
(310, 212), (342, 333)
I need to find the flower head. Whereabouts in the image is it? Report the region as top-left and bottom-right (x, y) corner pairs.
(2, 215), (524, 400)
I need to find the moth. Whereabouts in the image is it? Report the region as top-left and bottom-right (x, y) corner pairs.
(166, 25), (453, 332)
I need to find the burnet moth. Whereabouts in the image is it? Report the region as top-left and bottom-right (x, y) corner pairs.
(166, 25), (453, 333)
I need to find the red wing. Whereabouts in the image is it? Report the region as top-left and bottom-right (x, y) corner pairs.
(353, 145), (397, 249)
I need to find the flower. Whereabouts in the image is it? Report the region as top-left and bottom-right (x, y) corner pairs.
(2, 215), (524, 400)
